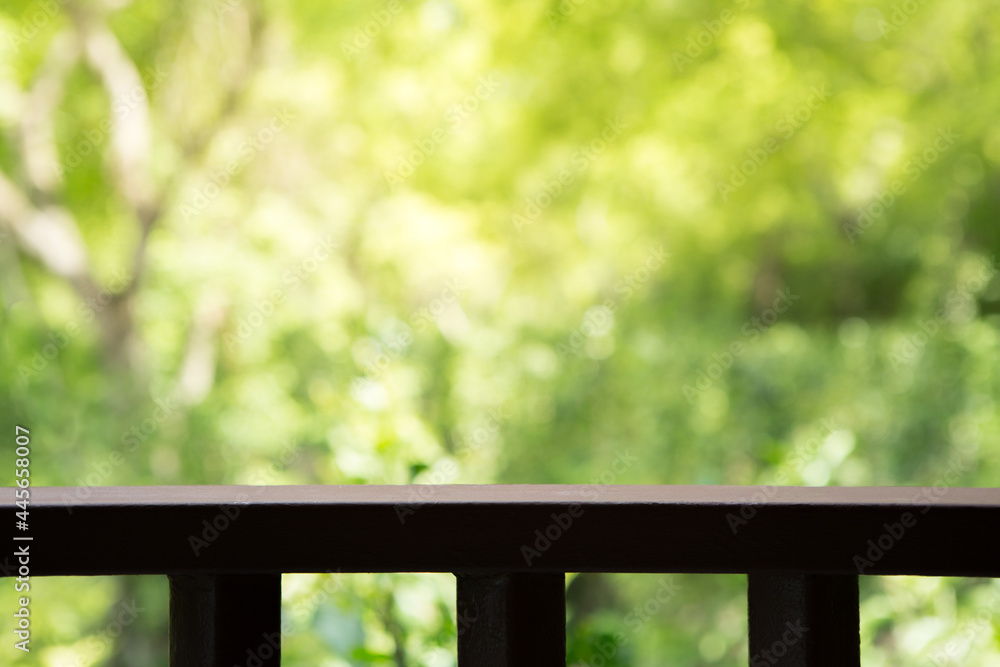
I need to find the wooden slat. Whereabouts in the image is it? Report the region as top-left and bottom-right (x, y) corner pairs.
(3, 485), (999, 576)
(747, 574), (859, 667)
(169, 574), (281, 667)
(456, 573), (565, 666)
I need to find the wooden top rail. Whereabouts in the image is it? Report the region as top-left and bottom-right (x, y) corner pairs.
(5, 485), (999, 577)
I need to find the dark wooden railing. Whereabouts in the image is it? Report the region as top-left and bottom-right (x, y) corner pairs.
(4, 485), (999, 665)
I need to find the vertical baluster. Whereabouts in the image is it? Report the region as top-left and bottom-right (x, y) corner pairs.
(747, 573), (859, 667)
(456, 572), (565, 666)
(169, 574), (282, 667)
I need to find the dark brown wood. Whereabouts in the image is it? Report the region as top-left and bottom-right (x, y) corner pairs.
(169, 574), (281, 667)
(456, 573), (565, 666)
(4, 485), (999, 576)
(747, 574), (859, 667)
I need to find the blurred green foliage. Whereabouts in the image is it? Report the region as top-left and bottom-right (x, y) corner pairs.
(1, 0), (999, 664)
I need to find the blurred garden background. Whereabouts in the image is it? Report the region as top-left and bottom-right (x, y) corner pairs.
(1, 0), (1000, 664)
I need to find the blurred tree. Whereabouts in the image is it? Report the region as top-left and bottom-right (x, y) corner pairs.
(1, 0), (999, 665)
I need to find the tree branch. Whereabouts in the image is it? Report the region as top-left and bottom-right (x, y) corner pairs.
(20, 29), (80, 196)
(76, 15), (157, 221)
(0, 171), (98, 303)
